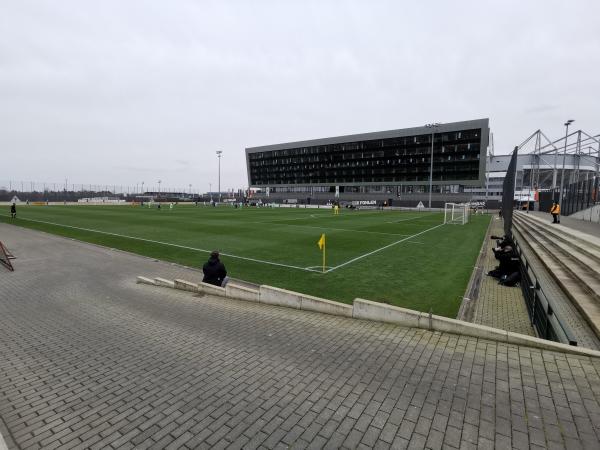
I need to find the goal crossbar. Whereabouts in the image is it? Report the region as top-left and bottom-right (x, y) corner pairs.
(444, 203), (470, 225)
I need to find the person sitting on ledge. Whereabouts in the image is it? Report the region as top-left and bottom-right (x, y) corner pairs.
(202, 251), (229, 287)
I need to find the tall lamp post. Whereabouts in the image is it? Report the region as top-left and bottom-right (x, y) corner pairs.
(425, 123), (441, 209)
(558, 119), (574, 204)
(158, 180), (161, 199)
(216, 151), (223, 201)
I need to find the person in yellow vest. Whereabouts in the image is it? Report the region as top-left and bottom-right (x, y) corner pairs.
(334, 202), (340, 215)
(550, 202), (560, 224)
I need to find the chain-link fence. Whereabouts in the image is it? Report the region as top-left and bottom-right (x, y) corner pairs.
(539, 177), (599, 217)
(0, 180), (244, 202)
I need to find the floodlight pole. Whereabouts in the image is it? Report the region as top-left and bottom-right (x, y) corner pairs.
(426, 123), (441, 209)
(216, 151), (223, 201)
(558, 120), (574, 204)
(158, 180), (161, 199)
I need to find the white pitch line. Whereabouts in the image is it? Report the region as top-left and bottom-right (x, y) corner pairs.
(2, 216), (322, 273)
(244, 221), (413, 237)
(326, 223), (445, 273)
(385, 215), (433, 224)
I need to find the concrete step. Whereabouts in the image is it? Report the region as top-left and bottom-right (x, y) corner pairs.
(515, 214), (600, 279)
(516, 212), (600, 260)
(514, 217), (600, 302)
(517, 211), (600, 254)
(511, 226), (600, 350)
(512, 218), (600, 338)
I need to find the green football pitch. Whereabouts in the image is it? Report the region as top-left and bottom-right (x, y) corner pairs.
(1, 204), (490, 317)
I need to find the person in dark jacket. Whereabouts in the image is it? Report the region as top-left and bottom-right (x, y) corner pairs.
(202, 251), (229, 287)
(10, 203), (16, 219)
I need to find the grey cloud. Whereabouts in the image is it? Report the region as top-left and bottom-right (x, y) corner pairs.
(1, 0), (599, 191)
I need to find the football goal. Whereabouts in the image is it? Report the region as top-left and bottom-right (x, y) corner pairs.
(0, 241), (14, 271)
(444, 203), (470, 225)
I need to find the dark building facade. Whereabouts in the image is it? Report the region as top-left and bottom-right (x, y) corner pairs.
(246, 119), (489, 206)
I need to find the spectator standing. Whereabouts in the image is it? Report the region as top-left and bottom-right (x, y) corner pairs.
(10, 202), (16, 219)
(550, 202), (560, 224)
(202, 251), (229, 287)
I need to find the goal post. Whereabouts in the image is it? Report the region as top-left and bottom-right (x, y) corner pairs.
(444, 203), (470, 225)
(0, 241), (14, 271)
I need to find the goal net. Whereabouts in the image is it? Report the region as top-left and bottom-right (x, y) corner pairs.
(444, 203), (470, 225)
(0, 241), (14, 271)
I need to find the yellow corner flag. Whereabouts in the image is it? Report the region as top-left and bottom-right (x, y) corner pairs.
(317, 234), (325, 250)
(317, 234), (326, 273)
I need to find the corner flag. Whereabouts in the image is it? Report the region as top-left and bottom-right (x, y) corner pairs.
(317, 234), (325, 251)
(317, 234), (326, 273)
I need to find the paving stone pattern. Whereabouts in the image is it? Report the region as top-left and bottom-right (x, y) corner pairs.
(473, 218), (535, 336)
(1, 223), (600, 449)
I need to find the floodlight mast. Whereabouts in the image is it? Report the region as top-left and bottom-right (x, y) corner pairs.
(216, 151), (223, 201)
(558, 120), (574, 204)
(425, 123), (442, 209)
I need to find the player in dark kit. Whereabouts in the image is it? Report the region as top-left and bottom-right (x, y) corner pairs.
(10, 203), (16, 219)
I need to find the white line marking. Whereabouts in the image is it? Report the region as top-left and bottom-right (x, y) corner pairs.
(2, 216), (322, 273)
(326, 223), (445, 273)
(385, 216), (426, 223)
(244, 221), (413, 237)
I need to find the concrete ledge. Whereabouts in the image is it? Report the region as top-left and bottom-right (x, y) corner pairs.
(154, 277), (175, 288)
(136, 276), (155, 285)
(506, 331), (600, 358)
(174, 279), (199, 293)
(353, 299), (422, 328)
(351, 298), (600, 357)
(198, 281), (226, 297)
(259, 285), (301, 309)
(426, 314), (508, 342)
(138, 276), (600, 358)
(300, 293), (353, 318)
(226, 283), (260, 302)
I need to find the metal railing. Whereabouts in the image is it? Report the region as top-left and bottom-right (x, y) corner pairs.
(511, 232), (578, 346)
(540, 176), (599, 217)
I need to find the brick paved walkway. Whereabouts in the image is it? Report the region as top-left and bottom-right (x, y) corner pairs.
(1, 223), (600, 449)
(472, 218), (535, 336)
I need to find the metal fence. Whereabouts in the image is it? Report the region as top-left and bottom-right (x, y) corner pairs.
(540, 177), (599, 217)
(0, 180), (245, 202)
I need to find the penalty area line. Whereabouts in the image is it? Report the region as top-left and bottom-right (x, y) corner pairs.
(326, 223), (445, 273)
(2, 215), (322, 273)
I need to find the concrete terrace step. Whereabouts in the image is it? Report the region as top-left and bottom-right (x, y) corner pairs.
(519, 211), (600, 254)
(514, 218), (600, 307)
(516, 214), (600, 281)
(513, 214), (600, 338)
(511, 226), (600, 350)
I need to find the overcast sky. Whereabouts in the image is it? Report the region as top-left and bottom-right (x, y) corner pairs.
(1, 0), (599, 192)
